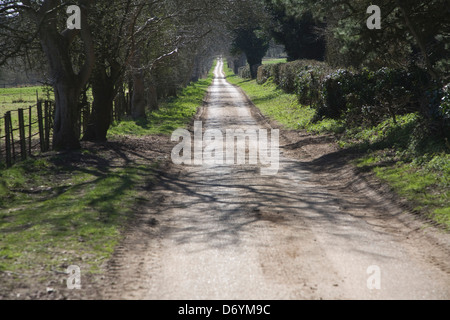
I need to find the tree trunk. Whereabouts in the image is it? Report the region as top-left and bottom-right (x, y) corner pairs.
(396, 0), (438, 80)
(131, 49), (146, 119)
(147, 80), (158, 111)
(52, 81), (82, 149)
(39, 31), (84, 150)
(82, 70), (114, 142)
(230, 53), (247, 74)
(131, 69), (147, 119)
(37, 0), (95, 150)
(248, 57), (262, 79)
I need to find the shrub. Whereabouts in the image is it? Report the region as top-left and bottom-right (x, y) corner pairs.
(316, 67), (432, 126)
(342, 69), (377, 126)
(440, 84), (450, 119)
(315, 69), (356, 120)
(294, 64), (331, 107)
(255, 59), (445, 136)
(238, 65), (251, 79)
(277, 62), (298, 93)
(372, 67), (427, 123)
(257, 63), (283, 85)
(418, 83), (450, 139)
(276, 60), (328, 94)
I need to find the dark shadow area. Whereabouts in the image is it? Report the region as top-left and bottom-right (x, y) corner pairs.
(129, 150), (408, 254)
(0, 136), (170, 239)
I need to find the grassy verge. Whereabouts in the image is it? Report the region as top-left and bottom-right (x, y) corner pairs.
(0, 156), (157, 277)
(225, 66), (449, 229)
(108, 62), (216, 137)
(225, 68), (344, 134)
(345, 115), (450, 227)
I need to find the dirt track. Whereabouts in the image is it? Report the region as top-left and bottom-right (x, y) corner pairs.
(100, 59), (450, 300)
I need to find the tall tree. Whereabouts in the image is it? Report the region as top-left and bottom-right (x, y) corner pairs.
(275, 0), (449, 80)
(227, 0), (271, 78)
(231, 27), (270, 78)
(264, 0), (325, 61)
(82, 0), (133, 141)
(37, 0), (95, 149)
(1, 0), (95, 150)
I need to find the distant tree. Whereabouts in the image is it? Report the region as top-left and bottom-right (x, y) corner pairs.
(226, 0), (271, 78)
(264, 0), (325, 61)
(231, 27), (270, 78)
(128, 0), (228, 119)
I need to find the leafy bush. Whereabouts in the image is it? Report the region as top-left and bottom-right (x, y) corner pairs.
(440, 84), (450, 119)
(342, 69), (377, 126)
(255, 59), (447, 138)
(372, 67), (428, 123)
(315, 69), (356, 120)
(294, 64), (330, 107)
(276, 62), (298, 93)
(418, 83), (450, 140)
(313, 66), (433, 126)
(423, 83), (450, 120)
(238, 65), (251, 79)
(257, 63), (283, 85)
(256, 60), (329, 89)
(272, 60), (328, 93)
(256, 64), (270, 84)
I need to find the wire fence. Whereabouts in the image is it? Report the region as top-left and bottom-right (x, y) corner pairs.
(0, 101), (54, 167)
(0, 90), (131, 168)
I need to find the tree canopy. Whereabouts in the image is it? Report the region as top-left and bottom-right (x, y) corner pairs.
(0, 0), (448, 149)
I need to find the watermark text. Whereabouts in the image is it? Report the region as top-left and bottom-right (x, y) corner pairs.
(171, 122), (279, 175)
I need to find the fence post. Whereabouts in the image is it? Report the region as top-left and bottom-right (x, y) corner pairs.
(9, 112), (15, 163)
(0, 117), (3, 163)
(4, 111), (12, 167)
(18, 108), (27, 161)
(44, 101), (50, 151)
(37, 101), (45, 153)
(28, 106), (32, 156)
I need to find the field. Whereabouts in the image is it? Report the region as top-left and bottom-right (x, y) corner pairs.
(0, 87), (53, 167)
(0, 87), (47, 115)
(0, 86), (48, 131)
(262, 58), (287, 65)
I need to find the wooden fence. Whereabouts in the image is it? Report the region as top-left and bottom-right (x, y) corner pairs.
(0, 101), (54, 167)
(0, 91), (131, 168)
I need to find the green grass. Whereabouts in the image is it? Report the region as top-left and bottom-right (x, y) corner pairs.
(108, 63), (216, 138)
(0, 86), (46, 114)
(262, 58), (288, 65)
(225, 64), (449, 230)
(356, 152), (449, 226)
(225, 67), (344, 134)
(0, 86), (51, 141)
(349, 115), (450, 227)
(0, 155), (158, 276)
(0, 63), (216, 284)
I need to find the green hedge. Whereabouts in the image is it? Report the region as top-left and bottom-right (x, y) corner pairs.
(255, 60), (449, 135)
(238, 65), (251, 79)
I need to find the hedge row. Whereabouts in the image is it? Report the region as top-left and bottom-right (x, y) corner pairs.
(238, 65), (251, 79)
(256, 61), (449, 133)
